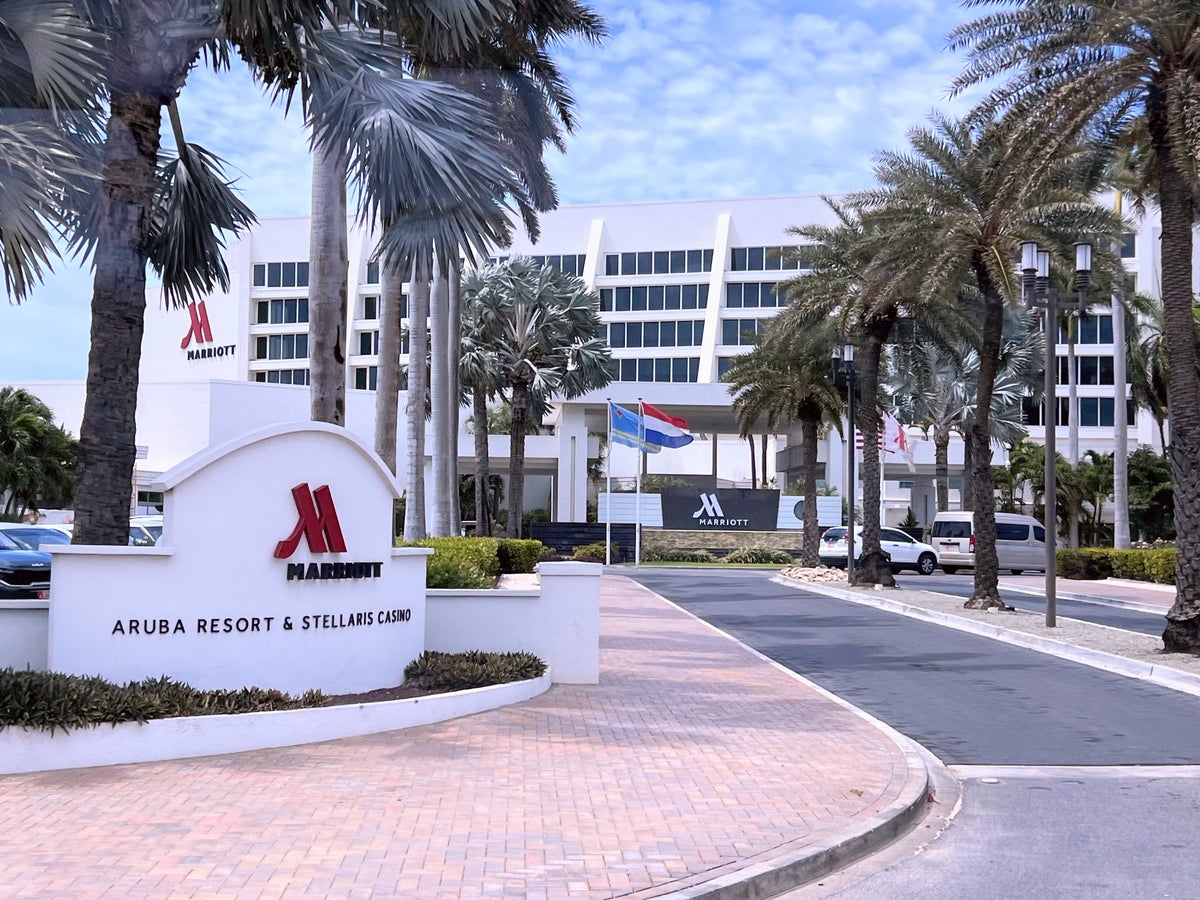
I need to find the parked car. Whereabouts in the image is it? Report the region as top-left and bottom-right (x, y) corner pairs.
(0, 529), (52, 599)
(0, 523), (72, 551)
(45, 522), (159, 546)
(930, 511), (1050, 575)
(819, 525), (939, 575)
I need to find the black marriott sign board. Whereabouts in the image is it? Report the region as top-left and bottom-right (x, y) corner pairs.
(660, 489), (780, 531)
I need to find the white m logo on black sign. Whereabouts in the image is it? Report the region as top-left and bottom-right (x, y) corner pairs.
(693, 493), (724, 518)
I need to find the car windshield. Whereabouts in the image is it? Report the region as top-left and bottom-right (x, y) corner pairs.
(5, 528), (70, 550)
(0, 531), (22, 551)
(822, 527), (846, 542)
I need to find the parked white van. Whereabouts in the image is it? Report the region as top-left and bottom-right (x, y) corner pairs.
(930, 511), (1050, 575)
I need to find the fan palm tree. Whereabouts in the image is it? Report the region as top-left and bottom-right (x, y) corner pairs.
(777, 199), (960, 585)
(725, 319), (843, 566)
(852, 111), (1118, 608)
(461, 257), (613, 537)
(949, 0), (1200, 648)
(1, 0), (521, 545)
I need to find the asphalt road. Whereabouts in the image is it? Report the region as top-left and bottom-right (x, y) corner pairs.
(626, 568), (1200, 765)
(894, 572), (1164, 635)
(793, 769), (1200, 900)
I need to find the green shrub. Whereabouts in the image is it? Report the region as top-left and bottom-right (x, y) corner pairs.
(497, 538), (543, 574)
(425, 551), (492, 589)
(641, 544), (716, 563)
(404, 650), (547, 691)
(572, 540), (616, 562)
(1056, 547), (1176, 584)
(0, 669), (324, 734)
(723, 546), (794, 565)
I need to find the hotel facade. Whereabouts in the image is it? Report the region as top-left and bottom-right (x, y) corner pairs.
(14, 194), (1172, 528)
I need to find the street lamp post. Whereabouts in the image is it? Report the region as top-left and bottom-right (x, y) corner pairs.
(833, 344), (857, 581)
(1021, 240), (1092, 627)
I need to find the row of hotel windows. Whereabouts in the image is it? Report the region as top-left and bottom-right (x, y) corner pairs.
(1023, 397), (1136, 428)
(726, 282), (786, 308)
(253, 368), (310, 385)
(486, 254), (588, 276)
(599, 284), (709, 312)
(730, 246), (809, 272)
(1058, 356), (1121, 386)
(356, 331), (412, 356)
(255, 333), (309, 361)
(604, 249), (714, 277)
(256, 298), (309, 325)
(252, 262), (309, 289)
(1057, 314), (1114, 344)
(615, 357), (701, 383)
(605, 320), (704, 348)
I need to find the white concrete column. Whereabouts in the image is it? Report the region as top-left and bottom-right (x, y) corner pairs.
(555, 403), (589, 523)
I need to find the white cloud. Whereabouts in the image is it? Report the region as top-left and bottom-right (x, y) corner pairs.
(2, 0), (981, 379)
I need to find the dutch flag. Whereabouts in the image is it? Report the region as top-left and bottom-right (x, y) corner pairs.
(641, 402), (694, 450)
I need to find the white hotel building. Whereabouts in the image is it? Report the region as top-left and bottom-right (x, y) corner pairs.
(16, 194), (1169, 527)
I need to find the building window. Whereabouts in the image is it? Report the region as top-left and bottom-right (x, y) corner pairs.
(354, 366), (379, 391)
(258, 333), (309, 360)
(1120, 233), (1136, 258)
(253, 261), (309, 289)
(1060, 355), (1115, 385)
(255, 298), (309, 325)
(366, 260), (380, 284)
(722, 318), (764, 346)
(358, 330), (380, 356)
(726, 282), (784, 308)
(610, 248), (714, 276)
(615, 356), (700, 383)
(729, 246), (806, 272)
(363, 295), (379, 320)
(1062, 313), (1114, 344)
(258, 368), (310, 385)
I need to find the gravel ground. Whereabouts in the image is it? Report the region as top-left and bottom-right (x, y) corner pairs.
(780, 566), (1200, 679)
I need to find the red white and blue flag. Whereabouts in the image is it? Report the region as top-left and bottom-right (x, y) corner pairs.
(641, 402), (694, 449)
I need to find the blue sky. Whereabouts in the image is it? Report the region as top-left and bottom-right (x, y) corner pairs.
(1, 0), (976, 383)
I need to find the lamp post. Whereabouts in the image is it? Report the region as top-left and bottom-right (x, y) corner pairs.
(1021, 240), (1092, 627)
(833, 344), (857, 581)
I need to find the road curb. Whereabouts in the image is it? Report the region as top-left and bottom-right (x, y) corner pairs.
(998, 582), (1167, 616)
(774, 576), (1200, 701)
(632, 581), (935, 899)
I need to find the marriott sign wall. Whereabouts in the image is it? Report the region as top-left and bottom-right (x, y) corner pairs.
(46, 424), (429, 695)
(659, 489), (781, 531)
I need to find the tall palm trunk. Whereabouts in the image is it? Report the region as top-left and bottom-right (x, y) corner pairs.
(507, 379), (532, 537)
(965, 259), (1004, 609)
(1151, 104), (1200, 651)
(473, 388), (492, 536)
(761, 434), (769, 488)
(799, 415), (821, 566)
(961, 431), (975, 511)
(748, 436), (757, 488)
(308, 142), (349, 425)
(73, 88), (168, 543)
(374, 265), (405, 473)
(934, 425), (950, 512)
(448, 263), (463, 535)
(429, 263), (452, 536)
(854, 324), (893, 585)
(403, 277), (430, 540)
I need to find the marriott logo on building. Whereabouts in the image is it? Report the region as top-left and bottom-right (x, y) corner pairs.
(180, 300), (236, 361)
(275, 483), (383, 582)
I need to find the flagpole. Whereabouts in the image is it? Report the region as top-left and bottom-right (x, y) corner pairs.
(605, 398), (612, 566)
(636, 398), (644, 567)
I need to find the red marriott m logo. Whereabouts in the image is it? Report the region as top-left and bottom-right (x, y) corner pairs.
(274, 483), (348, 559)
(180, 300), (214, 349)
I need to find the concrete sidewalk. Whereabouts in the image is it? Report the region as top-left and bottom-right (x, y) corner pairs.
(0, 575), (928, 900)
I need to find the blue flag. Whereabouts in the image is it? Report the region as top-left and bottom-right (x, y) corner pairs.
(610, 402), (660, 453)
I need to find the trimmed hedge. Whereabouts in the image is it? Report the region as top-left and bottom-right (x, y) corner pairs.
(0, 669), (324, 734)
(641, 544), (716, 563)
(404, 650), (547, 690)
(572, 540), (616, 562)
(497, 539), (542, 574)
(1056, 548), (1175, 584)
(723, 547), (795, 565)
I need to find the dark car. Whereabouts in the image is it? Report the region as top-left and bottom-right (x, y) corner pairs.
(0, 530), (52, 599)
(0, 524), (73, 551)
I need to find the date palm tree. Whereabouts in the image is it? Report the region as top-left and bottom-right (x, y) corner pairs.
(461, 257), (612, 537)
(0, 387), (77, 518)
(949, 0), (1200, 648)
(725, 319), (843, 566)
(777, 200), (960, 585)
(852, 112), (1118, 608)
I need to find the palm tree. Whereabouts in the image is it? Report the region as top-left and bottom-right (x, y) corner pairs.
(461, 258), (613, 537)
(777, 200), (960, 585)
(852, 112), (1117, 608)
(0, 387), (77, 518)
(949, 0), (1200, 649)
(1, 1), (520, 545)
(1123, 292), (1200, 456)
(725, 319), (843, 566)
